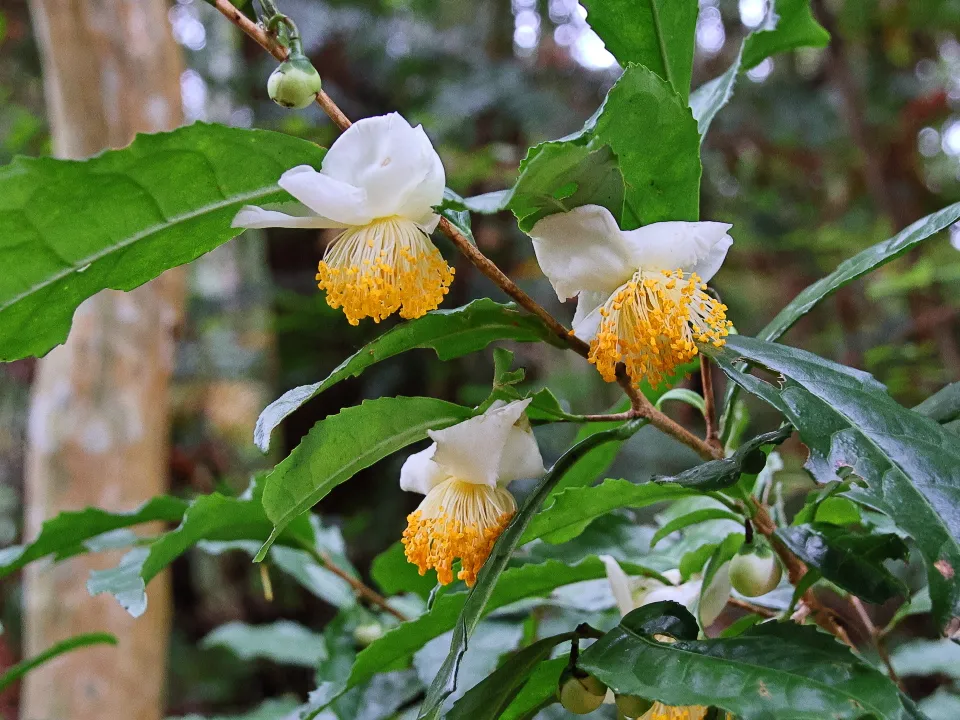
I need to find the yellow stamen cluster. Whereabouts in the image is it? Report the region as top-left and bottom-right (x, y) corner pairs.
(402, 477), (516, 586)
(639, 704), (709, 720)
(588, 268), (732, 386)
(316, 217), (454, 325)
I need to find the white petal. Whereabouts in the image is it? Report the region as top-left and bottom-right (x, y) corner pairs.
(571, 290), (608, 342)
(600, 555), (637, 617)
(231, 204), (344, 229)
(429, 399), (532, 487)
(320, 113), (442, 221)
(622, 221), (733, 282)
(528, 205), (637, 300)
(419, 212), (442, 234)
(399, 444), (447, 495)
(697, 562), (732, 627)
(497, 421), (545, 486)
(644, 580), (702, 612)
(278, 165), (374, 226)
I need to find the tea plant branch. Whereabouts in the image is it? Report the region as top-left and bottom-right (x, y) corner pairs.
(209, 0), (723, 463)
(727, 596), (776, 619)
(849, 595), (902, 689)
(751, 502), (853, 648)
(296, 540), (407, 621)
(700, 357), (721, 449)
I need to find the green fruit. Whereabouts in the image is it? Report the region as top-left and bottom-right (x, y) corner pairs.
(730, 548), (783, 597)
(558, 668), (606, 715)
(615, 694), (655, 718)
(268, 55), (322, 109)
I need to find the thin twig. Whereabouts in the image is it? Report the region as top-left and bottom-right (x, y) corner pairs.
(210, 0), (722, 464)
(701, 356), (721, 450)
(314, 547), (408, 622)
(849, 596), (903, 689)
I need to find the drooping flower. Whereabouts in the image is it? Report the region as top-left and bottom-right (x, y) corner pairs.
(600, 556), (732, 720)
(233, 113), (453, 324)
(528, 205), (734, 386)
(400, 399), (544, 586)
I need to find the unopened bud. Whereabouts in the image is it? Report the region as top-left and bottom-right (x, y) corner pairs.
(730, 546), (782, 597)
(615, 694), (655, 718)
(558, 668), (606, 715)
(268, 54), (322, 109)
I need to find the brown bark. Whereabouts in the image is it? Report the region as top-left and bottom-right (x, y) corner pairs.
(22, 1), (184, 719)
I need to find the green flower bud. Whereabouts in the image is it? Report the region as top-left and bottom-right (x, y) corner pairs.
(558, 667), (606, 715)
(730, 546), (782, 597)
(615, 694), (655, 718)
(268, 54), (322, 109)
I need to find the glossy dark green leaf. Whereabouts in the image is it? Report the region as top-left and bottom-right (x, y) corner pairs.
(777, 524), (909, 604)
(371, 541), (437, 600)
(579, 602), (906, 719)
(256, 397), (474, 560)
(690, 42), (744, 140)
(89, 481), (314, 617)
(654, 425), (792, 491)
(0, 123), (325, 361)
(416, 419), (645, 720)
(447, 633), (575, 720)
(0, 495), (188, 577)
(707, 335), (960, 629)
(721, 202), (960, 443)
(0, 632), (117, 692)
(254, 300), (558, 451)
(581, 0), (698, 101)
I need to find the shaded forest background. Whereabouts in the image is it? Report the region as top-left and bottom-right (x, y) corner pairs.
(0, 0), (959, 716)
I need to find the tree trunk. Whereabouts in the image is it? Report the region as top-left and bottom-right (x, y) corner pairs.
(22, 2), (183, 719)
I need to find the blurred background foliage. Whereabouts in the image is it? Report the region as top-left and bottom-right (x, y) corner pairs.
(0, 0), (959, 717)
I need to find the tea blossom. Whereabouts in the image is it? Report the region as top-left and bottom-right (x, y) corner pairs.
(233, 113), (453, 324)
(528, 205), (734, 386)
(400, 399), (544, 586)
(600, 555), (732, 720)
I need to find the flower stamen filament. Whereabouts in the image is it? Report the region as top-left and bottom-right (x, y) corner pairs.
(402, 477), (516, 586)
(316, 216), (454, 325)
(588, 268), (731, 386)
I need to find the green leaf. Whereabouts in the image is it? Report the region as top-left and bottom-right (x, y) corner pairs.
(439, 188), (476, 243)
(720, 202), (960, 443)
(580, 0), (698, 101)
(166, 698), (302, 720)
(522, 479), (694, 546)
(417, 420), (645, 719)
(0, 123), (324, 361)
(0, 495), (188, 577)
(589, 64), (700, 227)
(913, 382), (960, 425)
(776, 524), (909, 604)
(254, 299), (557, 451)
(89, 481), (314, 617)
(651, 509), (744, 548)
(500, 656), (566, 720)
(505, 143), (626, 233)
(654, 425), (792, 491)
(256, 397), (474, 561)
(656, 387), (706, 415)
(446, 633), (576, 720)
(579, 602), (906, 719)
(690, 42), (744, 141)
(707, 335), (960, 629)
(742, 0), (830, 70)
(890, 639), (960, 679)
(345, 557), (620, 700)
(202, 620), (327, 667)
(371, 541), (437, 600)
(0, 632), (117, 692)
